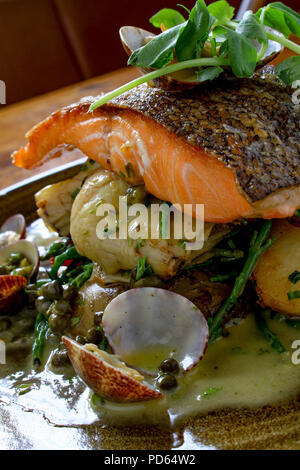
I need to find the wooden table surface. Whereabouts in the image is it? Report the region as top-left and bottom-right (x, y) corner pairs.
(0, 37), (298, 191)
(0, 67), (138, 190)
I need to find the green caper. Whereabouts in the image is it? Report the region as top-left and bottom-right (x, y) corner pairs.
(62, 284), (77, 301)
(157, 374), (178, 390)
(159, 358), (180, 375)
(35, 296), (52, 315)
(85, 326), (103, 344)
(40, 280), (62, 301)
(54, 299), (71, 315)
(7, 252), (24, 266)
(48, 313), (68, 332)
(51, 350), (71, 367)
(25, 284), (38, 304)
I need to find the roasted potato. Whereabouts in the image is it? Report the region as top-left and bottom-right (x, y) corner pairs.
(253, 220), (300, 316)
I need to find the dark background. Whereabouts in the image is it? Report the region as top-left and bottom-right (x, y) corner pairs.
(0, 0), (299, 104)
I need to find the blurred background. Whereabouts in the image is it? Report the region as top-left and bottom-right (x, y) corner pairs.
(1, 0), (299, 105)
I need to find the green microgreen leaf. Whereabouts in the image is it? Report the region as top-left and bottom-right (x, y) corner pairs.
(176, 0), (214, 61)
(196, 65), (224, 81)
(227, 30), (257, 77)
(208, 0), (234, 23)
(128, 23), (184, 68)
(257, 2), (300, 38)
(275, 56), (300, 85)
(236, 11), (267, 43)
(150, 8), (185, 29)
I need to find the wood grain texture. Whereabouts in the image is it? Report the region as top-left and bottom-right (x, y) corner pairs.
(0, 67), (138, 190)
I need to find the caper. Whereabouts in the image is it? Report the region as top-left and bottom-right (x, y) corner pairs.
(75, 335), (86, 345)
(126, 185), (147, 205)
(35, 296), (52, 315)
(7, 252), (24, 266)
(25, 284), (38, 304)
(159, 358), (180, 375)
(51, 350), (71, 368)
(157, 374), (178, 390)
(54, 299), (71, 315)
(48, 313), (68, 332)
(62, 284), (77, 302)
(85, 326), (103, 344)
(40, 280), (62, 301)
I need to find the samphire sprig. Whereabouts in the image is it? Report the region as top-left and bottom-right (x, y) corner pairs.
(90, 0), (300, 111)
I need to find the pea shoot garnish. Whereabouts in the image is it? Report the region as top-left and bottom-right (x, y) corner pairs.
(90, 0), (300, 111)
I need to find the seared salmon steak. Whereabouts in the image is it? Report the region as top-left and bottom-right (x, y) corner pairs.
(12, 68), (300, 223)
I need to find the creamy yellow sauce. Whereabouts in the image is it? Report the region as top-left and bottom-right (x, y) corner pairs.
(0, 219), (299, 429)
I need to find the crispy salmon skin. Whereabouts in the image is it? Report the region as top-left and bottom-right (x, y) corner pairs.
(12, 68), (300, 223)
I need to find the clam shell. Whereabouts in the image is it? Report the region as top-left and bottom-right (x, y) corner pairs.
(0, 240), (40, 279)
(120, 25), (283, 92)
(0, 214), (26, 239)
(103, 288), (209, 373)
(62, 336), (162, 402)
(0, 275), (27, 314)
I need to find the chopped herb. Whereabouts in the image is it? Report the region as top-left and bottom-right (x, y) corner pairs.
(96, 199), (104, 207)
(136, 257), (153, 281)
(288, 270), (300, 284)
(91, 393), (105, 407)
(17, 384), (32, 396)
(295, 209), (300, 219)
(71, 317), (80, 327)
(77, 297), (84, 307)
(98, 325), (109, 351)
(287, 290), (300, 300)
(71, 188), (80, 199)
(202, 386), (223, 398)
(179, 240), (187, 249)
(89, 208), (96, 215)
(255, 309), (286, 354)
(136, 238), (145, 249)
(119, 171), (126, 179)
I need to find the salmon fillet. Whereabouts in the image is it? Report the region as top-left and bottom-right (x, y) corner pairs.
(12, 68), (300, 223)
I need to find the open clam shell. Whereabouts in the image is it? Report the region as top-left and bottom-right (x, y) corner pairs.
(62, 337), (162, 402)
(0, 214), (26, 238)
(120, 25), (283, 92)
(103, 288), (209, 373)
(0, 214), (26, 246)
(0, 275), (27, 314)
(0, 240), (40, 279)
